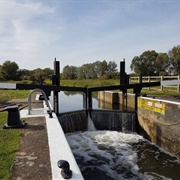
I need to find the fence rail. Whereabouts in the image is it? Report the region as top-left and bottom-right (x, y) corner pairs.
(130, 75), (180, 92)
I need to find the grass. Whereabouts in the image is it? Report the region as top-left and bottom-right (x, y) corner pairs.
(0, 112), (22, 180)
(126, 88), (180, 97)
(141, 89), (180, 97)
(60, 79), (120, 87)
(0, 88), (28, 179)
(0, 90), (30, 101)
(60, 79), (180, 97)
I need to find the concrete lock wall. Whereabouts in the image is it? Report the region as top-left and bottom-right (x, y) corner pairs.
(98, 91), (136, 111)
(98, 91), (180, 157)
(138, 97), (180, 157)
(98, 91), (119, 110)
(118, 92), (136, 111)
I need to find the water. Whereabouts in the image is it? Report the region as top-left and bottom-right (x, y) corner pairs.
(66, 131), (180, 180)
(87, 112), (96, 131)
(50, 91), (99, 113)
(51, 92), (180, 179)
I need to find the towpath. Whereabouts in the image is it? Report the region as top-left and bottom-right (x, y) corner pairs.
(8, 97), (52, 180)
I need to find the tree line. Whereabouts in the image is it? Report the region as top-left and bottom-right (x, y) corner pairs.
(62, 60), (118, 80)
(130, 45), (180, 76)
(0, 45), (179, 82)
(0, 60), (118, 83)
(0, 61), (54, 83)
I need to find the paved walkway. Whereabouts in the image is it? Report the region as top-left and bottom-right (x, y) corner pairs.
(7, 95), (84, 180)
(9, 98), (52, 180)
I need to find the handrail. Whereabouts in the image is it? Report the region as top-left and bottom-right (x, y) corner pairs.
(28, 88), (53, 117)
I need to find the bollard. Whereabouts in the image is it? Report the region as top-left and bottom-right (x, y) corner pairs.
(3, 105), (26, 129)
(57, 160), (72, 179)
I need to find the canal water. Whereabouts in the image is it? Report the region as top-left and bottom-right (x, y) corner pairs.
(54, 92), (180, 180)
(50, 91), (98, 113)
(66, 131), (180, 180)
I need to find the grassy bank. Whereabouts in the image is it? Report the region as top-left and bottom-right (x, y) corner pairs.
(60, 79), (180, 97)
(0, 89), (29, 179)
(0, 90), (30, 101)
(0, 112), (22, 180)
(60, 79), (120, 87)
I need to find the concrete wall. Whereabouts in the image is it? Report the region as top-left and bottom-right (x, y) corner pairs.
(98, 91), (119, 104)
(138, 97), (180, 157)
(98, 91), (180, 157)
(98, 91), (136, 111)
(118, 92), (136, 111)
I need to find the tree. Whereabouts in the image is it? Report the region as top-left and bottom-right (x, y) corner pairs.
(130, 50), (158, 75)
(77, 64), (95, 79)
(17, 69), (30, 80)
(168, 45), (180, 75)
(29, 68), (44, 83)
(107, 61), (117, 73)
(155, 53), (169, 75)
(95, 60), (108, 77)
(77, 66), (86, 79)
(43, 68), (54, 78)
(85, 63), (97, 79)
(1, 61), (19, 80)
(62, 65), (77, 79)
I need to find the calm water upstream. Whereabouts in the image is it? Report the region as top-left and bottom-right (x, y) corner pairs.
(55, 91), (99, 113)
(52, 92), (180, 180)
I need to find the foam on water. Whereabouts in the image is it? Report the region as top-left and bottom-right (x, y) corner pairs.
(87, 113), (96, 131)
(66, 131), (180, 180)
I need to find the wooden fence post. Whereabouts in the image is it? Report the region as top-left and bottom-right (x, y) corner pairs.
(177, 75), (180, 92)
(161, 76), (163, 91)
(148, 76), (150, 90)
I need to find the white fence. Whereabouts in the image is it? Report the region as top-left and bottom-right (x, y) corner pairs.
(130, 75), (180, 92)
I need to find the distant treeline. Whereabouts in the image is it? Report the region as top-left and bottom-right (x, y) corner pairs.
(0, 61), (54, 83)
(62, 60), (118, 80)
(130, 45), (180, 76)
(0, 45), (179, 82)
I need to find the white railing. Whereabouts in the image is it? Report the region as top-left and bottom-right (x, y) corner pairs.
(130, 75), (180, 92)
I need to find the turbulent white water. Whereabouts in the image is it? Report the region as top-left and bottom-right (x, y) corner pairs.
(87, 113), (96, 131)
(66, 131), (180, 180)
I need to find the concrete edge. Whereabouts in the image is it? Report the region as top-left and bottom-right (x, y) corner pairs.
(140, 96), (180, 105)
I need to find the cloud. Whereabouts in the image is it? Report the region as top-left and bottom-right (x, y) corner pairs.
(0, 0), (180, 73)
(0, 0), (63, 69)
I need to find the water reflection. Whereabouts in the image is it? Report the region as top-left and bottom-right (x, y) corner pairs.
(59, 92), (84, 112)
(54, 91), (122, 113)
(55, 91), (98, 113)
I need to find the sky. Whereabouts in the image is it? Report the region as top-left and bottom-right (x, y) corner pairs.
(0, 0), (180, 73)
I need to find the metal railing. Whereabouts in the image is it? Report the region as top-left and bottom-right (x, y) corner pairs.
(28, 88), (53, 117)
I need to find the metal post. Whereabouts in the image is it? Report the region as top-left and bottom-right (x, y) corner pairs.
(88, 89), (92, 110)
(120, 59), (125, 85)
(83, 90), (87, 110)
(120, 59), (129, 111)
(54, 58), (60, 114)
